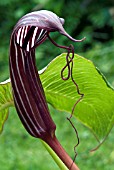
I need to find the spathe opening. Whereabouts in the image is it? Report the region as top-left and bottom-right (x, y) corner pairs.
(16, 26), (47, 52)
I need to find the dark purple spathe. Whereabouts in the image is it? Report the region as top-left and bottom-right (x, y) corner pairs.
(9, 10), (85, 139)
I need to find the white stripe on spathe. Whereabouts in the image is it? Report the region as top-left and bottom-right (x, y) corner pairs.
(10, 49), (41, 136)
(20, 26), (25, 47)
(37, 29), (44, 41)
(31, 27), (38, 48)
(27, 51), (48, 115)
(17, 47), (45, 132)
(10, 36), (45, 135)
(24, 26), (28, 38)
(24, 50), (46, 128)
(10, 58), (40, 136)
(17, 27), (21, 44)
(29, 51), (49, 114)
(13, 94), (36, 137)
(36, 29), (47, 44)
(27, 41), (30, 51)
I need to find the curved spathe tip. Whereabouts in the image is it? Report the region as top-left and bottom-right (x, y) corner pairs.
(59, 30), (86, 42)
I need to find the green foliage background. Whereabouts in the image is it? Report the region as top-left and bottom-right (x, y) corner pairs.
(0, 0), (114, 169)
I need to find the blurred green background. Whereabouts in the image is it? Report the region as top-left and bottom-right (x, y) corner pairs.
(0, 0), (114, 169)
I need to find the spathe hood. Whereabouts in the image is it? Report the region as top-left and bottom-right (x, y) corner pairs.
(13, 10), (85, 42)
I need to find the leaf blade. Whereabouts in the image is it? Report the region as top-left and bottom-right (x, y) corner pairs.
(0, 79), (13, 133)
(40, 53), (114, 144)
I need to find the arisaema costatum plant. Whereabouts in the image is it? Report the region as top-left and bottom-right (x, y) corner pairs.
(0, 10), (114, 170)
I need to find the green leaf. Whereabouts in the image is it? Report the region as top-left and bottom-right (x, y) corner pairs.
(0, 54), (114, 148)
(0, 79), (13, 133)
(40, 53), (114, 146)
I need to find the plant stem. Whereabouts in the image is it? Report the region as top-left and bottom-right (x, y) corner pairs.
(42, 140), (68, 170)
(44, 135), (80, 170)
